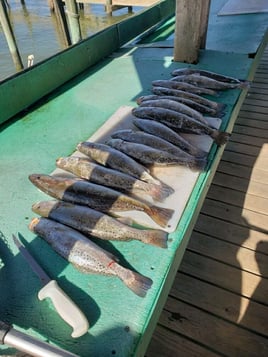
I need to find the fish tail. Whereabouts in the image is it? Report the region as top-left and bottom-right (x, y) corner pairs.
(146, 205), (174, 227)
(142, 229), (168, 248)
(239, 80), (251, 89)
(211, 130), (231, 146)
(121, 270), (153, 297)
(148, 182), (174, 202)
(190, 157), (207, 171)
(216, 102), (226, 115)
(187, 146), (208, 158)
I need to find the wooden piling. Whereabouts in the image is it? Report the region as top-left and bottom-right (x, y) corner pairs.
(173, 0), (211, 63)
(65, 0), (82, 44)
(50, 0), (72, 47)
(0, 0), (24, 71)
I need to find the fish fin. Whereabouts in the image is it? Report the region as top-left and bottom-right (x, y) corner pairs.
(239, 80), (251, 89)
(142, 229), (168, 248)
(122, 271), (153, 297)
(146, 205), (174, 228)
(215, 102), (226, 114)
(148, 182), (174, 202)
(189, 158), (207, 171)
(212, 130), (231, 146)
(190, 148), (208, 158)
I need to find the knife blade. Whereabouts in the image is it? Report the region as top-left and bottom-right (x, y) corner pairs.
(12, 234), (89, 338)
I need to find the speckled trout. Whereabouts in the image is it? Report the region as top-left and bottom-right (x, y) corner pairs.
(111, 130), (207, 170)
(76, 141), (172, 192)
(107, 138), (206, 170)
(151, 86), (225, 112)
(152, 79), (219, 96)
(132, 107), (230, 146)
(29, 174), (174, 228)
(29, 217), (153, 297)
(171, 74), (250, 90)
(136, 94), (224, 117)
(138, 98), (209, 125)
(171, 68), (250, 85)
(56, 156), (172, 202)
(32, 200), (168, 248)
(133, 118), (207, 158)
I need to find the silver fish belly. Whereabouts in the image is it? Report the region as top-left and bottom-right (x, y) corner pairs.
(107, 138), (206, 170)
(56, 156), (172, 202)
(132, 106), (230, 146)
(152, 79), (219, 96)
(32, 200), (168, 248)
(28, 174), (174, 227)
(28, 217), (153, 297)
(132, 118), (207, 158)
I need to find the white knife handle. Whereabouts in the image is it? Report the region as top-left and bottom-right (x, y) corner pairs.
(38, 280), (89, 338)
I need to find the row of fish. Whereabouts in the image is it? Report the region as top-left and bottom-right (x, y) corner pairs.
(28, 68), (250, 297)
(131, 68), (250, 150)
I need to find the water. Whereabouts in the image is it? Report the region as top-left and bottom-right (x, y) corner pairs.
(0, 0), (143, 81)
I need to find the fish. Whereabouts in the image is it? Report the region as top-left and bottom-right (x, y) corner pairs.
(133, 118), (208, 158)
(111, 129), (207, 169)
(136, 94), (225, 117)
(152, 79), (219, 96)
(138, 98), (209, 125)
(171, 74), (250, 90)
(107, 138), (206, 170)
(76, 141), (172, 194)
(29, 174), (174, 228)
(56, 156), (171, 202)
(28, 217), (153, 297)
(171, 68), (250, 85)
(151, 86), (225, 111)
(32, 200), (168, 248)
(132, 106), (230, 146)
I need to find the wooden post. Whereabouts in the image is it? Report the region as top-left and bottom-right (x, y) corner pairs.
(0, 0), (24, 71)
(65, 0), (82, 44)
(199, 0), (211, 49)
(173, 0), (211, 63)
(50, 0), (72, 47)
(105, 0), (113, 15)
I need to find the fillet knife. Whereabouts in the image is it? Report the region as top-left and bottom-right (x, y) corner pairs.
(12, 234), (89, 338)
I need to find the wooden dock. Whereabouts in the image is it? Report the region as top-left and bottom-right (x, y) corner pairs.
(74, 0), (160, 13)
(146, 44), (268, 357)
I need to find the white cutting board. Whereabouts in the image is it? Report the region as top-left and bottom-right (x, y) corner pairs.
(54, 106), (221, 233)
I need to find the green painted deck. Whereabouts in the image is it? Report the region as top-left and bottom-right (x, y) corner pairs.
(0, 1), (268, 356)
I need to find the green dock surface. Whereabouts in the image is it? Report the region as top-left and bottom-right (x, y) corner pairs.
(0, 1), (267, 356)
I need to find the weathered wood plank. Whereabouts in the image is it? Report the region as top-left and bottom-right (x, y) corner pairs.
(146, 324), (220, 357)
(173, 0), (211, 63)
(227, 140), (262, 155)
(201, 198), (268, 232)
(159, 297), (268, 356)
(194, 214), (268, 253)
(235, 117), (268, 129)
(229, 131), (267, 147)
(217, 160), (268, 184)
(212, 171), (268, 198)
(239, 104), (268, 115)
(232, 125), (268, 139)
(237, 109), (268, 120)
(188, 231), (268, 277)
(207, 184), (268, 215)
(245, 98), (268, 108)
(170, 272), (268, 336)
(180, 251), (268, 304)
(222, 150), (266, 169)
